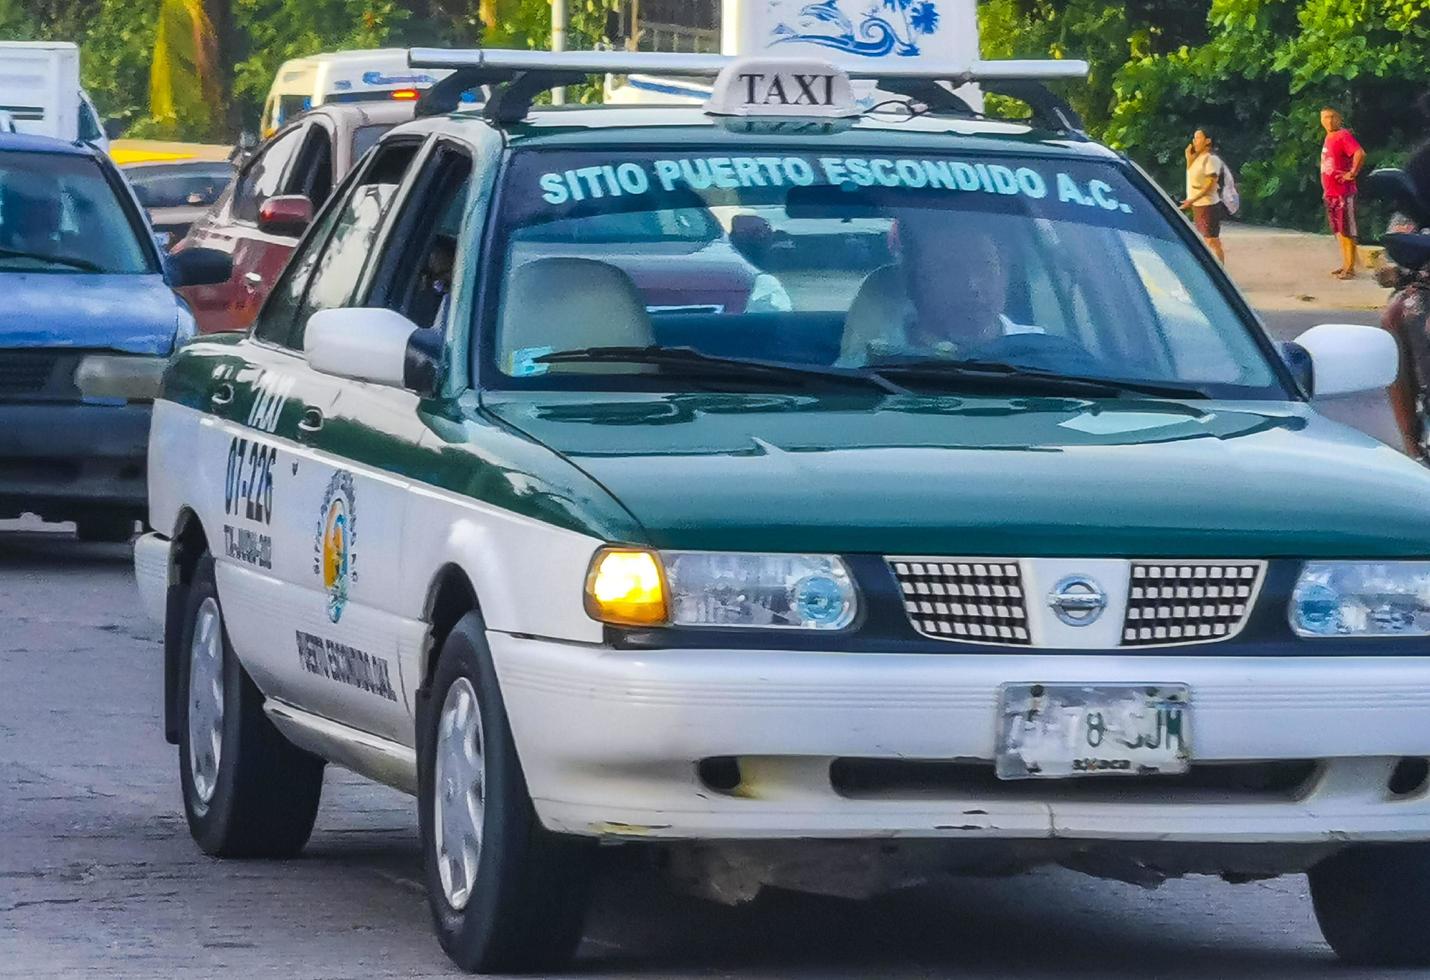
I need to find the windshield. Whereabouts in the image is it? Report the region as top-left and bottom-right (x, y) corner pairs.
(487, 148), (1283, 398)
(127, 163), (235, 209)
(0, 151), (153, 274)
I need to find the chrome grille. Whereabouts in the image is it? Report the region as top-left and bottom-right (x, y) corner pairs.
(1122, 561), (1265, 646)
(889, 559), (1031, 645)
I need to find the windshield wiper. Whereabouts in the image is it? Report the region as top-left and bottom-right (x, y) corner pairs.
(535, 345), (908, 394)
(868, 358), (1211, 400)
(0, 247), (104, 273)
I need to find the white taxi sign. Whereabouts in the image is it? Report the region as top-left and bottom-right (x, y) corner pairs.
(705, 57), (858, 118)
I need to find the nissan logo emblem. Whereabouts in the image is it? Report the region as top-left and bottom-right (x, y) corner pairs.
(1047, 576), (1107, 626)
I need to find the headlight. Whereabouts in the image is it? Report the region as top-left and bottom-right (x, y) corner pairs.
(585, 548), (858, 631)
(74, 354), (167, 401)
(1291, 561), (1430, 637)
(746, 273), (793, 313)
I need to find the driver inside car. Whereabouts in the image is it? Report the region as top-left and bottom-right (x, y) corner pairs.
(838, 213), (1042, 366)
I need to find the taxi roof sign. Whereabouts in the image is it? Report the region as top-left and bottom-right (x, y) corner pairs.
(407, 48), (1088, 84)
(705, 58), (858, 118)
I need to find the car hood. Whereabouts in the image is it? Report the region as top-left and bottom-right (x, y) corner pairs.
(483, 390), (1430, 557)
(0, 272), (187, 355)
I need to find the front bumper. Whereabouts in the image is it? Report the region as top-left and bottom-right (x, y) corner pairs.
(490, 633), (1430, 844)
(0, 402), (150, 512)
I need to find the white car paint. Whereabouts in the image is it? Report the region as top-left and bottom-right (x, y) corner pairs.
(490, 632), (1430, 841)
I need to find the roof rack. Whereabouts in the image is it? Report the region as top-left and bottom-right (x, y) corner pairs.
(409, 48), (1089, 131)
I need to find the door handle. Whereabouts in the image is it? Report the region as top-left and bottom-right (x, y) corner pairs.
(297, 406), (325, 435)
(210, 382), (235, 408)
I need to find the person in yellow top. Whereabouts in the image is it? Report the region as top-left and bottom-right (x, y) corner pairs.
(1181, 127), (1226, 264)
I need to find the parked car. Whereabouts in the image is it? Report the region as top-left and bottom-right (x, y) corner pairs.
(124, 159), (236, 244)
(0, 133), (229, 540)
(176, 100), (414, 334)
(137, 51), (1430, 973)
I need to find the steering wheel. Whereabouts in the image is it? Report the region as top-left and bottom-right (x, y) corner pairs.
(963, 332), (1105, 374)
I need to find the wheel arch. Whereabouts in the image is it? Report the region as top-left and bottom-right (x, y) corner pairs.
(421, 563), (482, 698)
(163, 507), (212, 744)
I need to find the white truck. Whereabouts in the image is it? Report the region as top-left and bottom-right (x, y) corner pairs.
(0, 41), (107, 151)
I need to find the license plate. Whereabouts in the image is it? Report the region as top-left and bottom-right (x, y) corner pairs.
(996, 684), (1191, 780)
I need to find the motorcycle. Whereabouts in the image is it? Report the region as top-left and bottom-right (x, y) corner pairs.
(1364, 167), (1430, 459)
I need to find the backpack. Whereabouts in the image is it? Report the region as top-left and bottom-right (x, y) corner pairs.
(1218, 161), (1241, 217)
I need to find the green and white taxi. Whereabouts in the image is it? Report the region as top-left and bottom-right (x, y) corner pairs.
(137, 50), (1430, 972)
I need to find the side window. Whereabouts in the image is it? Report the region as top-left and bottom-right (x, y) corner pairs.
(252, 176), (355, 347)
(290, 140), (424, 349)
(286, 124), (334, 210)
(77, 99), (103, 144)
(231, 126), (303, 223)
(367, 145), (475, 331)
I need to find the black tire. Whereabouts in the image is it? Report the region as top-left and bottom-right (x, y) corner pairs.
(178, 555), (325, 857)
(1309, 844), (1430, 966)
(75, 514), (136, 543)
(418, 612), (596, 974)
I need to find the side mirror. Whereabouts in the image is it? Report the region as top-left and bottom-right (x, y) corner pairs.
(257, 194), (313, 237)
(1278, 341), (1314, 395)
(729, 214), (774, 259)
(305, 308), (441, 395)
(167, 246), (232, 288)
(103, 118), (125, 140)
(1294, 323), (1400, 397)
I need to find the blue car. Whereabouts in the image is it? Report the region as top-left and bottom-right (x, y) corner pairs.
(0, 133), (230, 541)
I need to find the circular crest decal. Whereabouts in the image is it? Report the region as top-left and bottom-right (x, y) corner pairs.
(314, 471), (357, 623)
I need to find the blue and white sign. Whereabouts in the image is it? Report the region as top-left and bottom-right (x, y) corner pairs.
(735, 0), (977, 68)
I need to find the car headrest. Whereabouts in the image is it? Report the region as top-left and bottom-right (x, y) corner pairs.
(837, 264), (908, 367)
(498, 257), (653, 374)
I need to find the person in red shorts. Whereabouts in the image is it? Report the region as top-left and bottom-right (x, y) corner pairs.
(1321, 107), (1367, 279)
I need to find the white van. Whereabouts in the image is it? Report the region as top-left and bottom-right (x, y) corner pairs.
(0, 41), (108, 150)
(259, 48), (452, 136)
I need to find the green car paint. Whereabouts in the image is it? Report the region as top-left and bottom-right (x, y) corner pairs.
(481, 390), (1430, 558)
(164, 339), (644, 543)
(158, 107), (1430, 564)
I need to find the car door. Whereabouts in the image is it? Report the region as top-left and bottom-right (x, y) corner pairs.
(217, 136), (431, 743)
(182, 125), (306, 333)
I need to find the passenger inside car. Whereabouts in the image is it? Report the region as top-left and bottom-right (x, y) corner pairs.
(839, 216), (1043, 366)
(0, 187), (63, 253)
(412, 235), (456, 330)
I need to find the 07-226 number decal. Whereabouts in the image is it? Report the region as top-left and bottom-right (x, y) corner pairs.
(225, 436), (277, 525)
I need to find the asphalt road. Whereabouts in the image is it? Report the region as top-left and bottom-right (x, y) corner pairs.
(0, 309), (1411, 978)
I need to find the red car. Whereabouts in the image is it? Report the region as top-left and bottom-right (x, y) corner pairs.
(177, 100), (414, 333)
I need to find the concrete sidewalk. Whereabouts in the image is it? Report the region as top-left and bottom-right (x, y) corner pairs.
(1220, 223), (1389, 313)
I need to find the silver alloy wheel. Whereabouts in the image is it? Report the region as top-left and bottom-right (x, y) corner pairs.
(434, 676), (486, 911)
(187, 596), (225, 811)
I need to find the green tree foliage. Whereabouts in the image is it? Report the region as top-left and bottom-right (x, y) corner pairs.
(981, 0), (1430, 227)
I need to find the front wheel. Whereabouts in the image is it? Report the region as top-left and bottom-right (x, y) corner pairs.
(178, 555), (325, 857)
(419, 612), (596, 974)
(1309, 844), (1430, 966)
